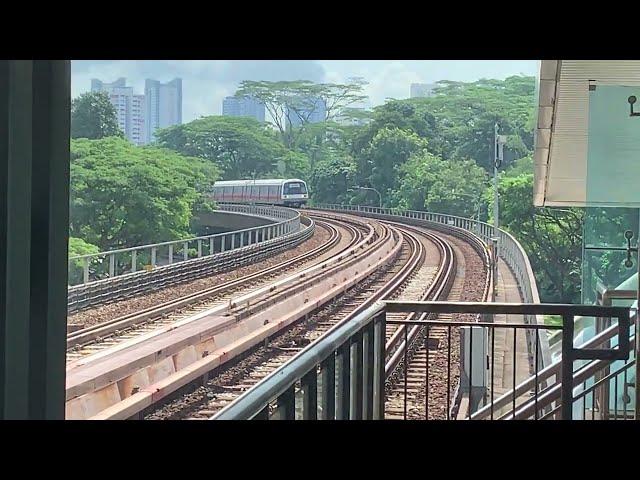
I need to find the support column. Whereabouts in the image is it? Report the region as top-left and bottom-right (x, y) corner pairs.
(0, 60), (70, 419)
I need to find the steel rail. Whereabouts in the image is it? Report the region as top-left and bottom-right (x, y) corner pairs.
(67, 218), (360, 350)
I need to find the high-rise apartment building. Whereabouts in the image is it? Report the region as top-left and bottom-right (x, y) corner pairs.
(145, 78), (182, 143)
(91, 78), (146, 146)
(222, 95), (265, 122)
(286, 97), (326, 129)
(410, 83), (438, 98)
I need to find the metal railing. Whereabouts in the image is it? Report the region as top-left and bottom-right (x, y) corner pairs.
(311, 204), (551, 373)
(68, 204), (301, 286)
(67, 207), (310, 313)
(212, 301), (631, 420)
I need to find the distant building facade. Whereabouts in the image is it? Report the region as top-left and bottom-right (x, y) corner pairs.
(410, 83), (438, 98)
(222, 95), (265, 122)
(91, 78), (146, 146)
(145, 78), (182, 144)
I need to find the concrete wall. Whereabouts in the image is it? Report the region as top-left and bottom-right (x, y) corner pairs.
(194, 210), (275, 235)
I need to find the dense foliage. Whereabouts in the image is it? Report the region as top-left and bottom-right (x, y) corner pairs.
(68, 237), (100, 284)
(155, 116), (309, 180)
(490, 173), (583, 302)
(71, 91), (124, 140)
(70, 137), (217, 251)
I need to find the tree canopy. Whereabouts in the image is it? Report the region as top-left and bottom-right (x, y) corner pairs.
(154, 115), (309, 180)
(71, 91), (123, 140)
(70, 137), (217, 251)
(393, 152), (487, 218)
(235, 79), (368, 149)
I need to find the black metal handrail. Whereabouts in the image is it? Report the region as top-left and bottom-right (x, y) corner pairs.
(213, 303), (387, 420)
(211, 301), (631, 420)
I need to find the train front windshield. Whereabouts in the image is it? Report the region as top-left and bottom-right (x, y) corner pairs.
(283, 182), (307, 195)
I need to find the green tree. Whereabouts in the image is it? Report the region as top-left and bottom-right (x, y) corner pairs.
(351, 100), (444, 158)
(310, 155), (358, 205)
(71, 91), (123, 140)
(428, 77), (535, 170)
(504, 154), (533, 177)
(356, 127), (428, 205)
(236, 79), (368, 149)
(393, 151), (487, 218)
(68, 237), (100, 284)
(70, 137), (217, 251)
(491, 173), (583, 303)
(155, 116), (308, 180)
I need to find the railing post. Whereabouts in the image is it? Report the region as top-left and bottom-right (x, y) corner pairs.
(131, 250), (137, 273)
(320, 355), (336, 420)
(183, 242), (188, 261)
(275, 386), (296, 420)
(209, 237), (214, 255)
(561, 315), (574, 420)
(336, 343), (351, 420)
(301, 370), (318, 420)
(197, 239), (202, 257)
(83, 257), (89, 284)
(363, 323), (375, 419)
(350, 331), (363, 420)
(373, 312), (386, 420)
(109, 254), (115, 278)
(151, 247), (157, 268)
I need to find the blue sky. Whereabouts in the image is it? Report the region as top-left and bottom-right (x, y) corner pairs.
(72, 60), (539, 123)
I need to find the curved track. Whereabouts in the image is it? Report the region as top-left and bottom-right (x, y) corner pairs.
(66, 218), (363, 362)
(146, 221), (453, 420)
(64, 209), (491, 420)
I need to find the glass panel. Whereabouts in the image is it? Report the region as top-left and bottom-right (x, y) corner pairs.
(586, 85), (640, 207)
(283, 182), (307, 195)
(581, 207), (639, 304)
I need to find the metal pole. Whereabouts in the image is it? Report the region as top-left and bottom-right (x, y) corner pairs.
(493, 123), (500, 230)
(561, 315), (574, 420)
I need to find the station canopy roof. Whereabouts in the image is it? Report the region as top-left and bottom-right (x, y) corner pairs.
(534, 60), (640, 207)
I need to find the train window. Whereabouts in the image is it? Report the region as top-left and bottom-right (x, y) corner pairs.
(270, 185), (278, 198)
(283, 182), (307, 195)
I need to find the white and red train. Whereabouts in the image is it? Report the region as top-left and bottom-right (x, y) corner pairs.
(211, 178), (309, 208)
